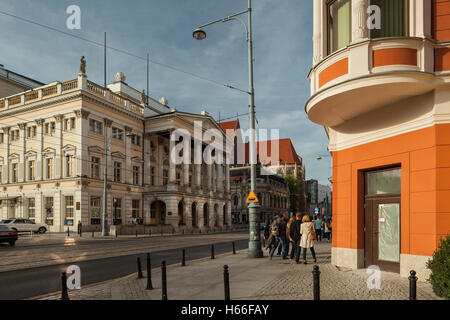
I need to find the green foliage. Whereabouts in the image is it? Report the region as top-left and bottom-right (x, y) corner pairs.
(284, 174), (299, 213)
(426, 235), (450, 299)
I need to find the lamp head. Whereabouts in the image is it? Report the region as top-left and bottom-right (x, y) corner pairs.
(193, 28), (207, 40)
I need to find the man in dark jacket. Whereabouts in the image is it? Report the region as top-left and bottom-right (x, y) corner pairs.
(278, 213), (289, 259)
(289, 213), (302, 263)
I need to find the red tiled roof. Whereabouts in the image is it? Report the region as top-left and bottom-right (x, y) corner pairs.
(244, 138), (302, 165)
(218, 120), (240, 141)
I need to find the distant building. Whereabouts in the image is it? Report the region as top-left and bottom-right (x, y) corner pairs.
(229, 165), (290, 224)
(306, 179), (318, 206)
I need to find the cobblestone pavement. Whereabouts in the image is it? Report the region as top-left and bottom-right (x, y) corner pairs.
(32, 242), (441, 301)
(0, 231), (248, 272)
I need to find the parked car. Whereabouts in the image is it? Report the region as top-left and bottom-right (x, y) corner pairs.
(0, 219), (47, 234)
(0, 225), (18, 246)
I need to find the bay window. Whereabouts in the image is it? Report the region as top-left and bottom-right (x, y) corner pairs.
(369, 0), (407, 39)
(328, 0), (351, 54)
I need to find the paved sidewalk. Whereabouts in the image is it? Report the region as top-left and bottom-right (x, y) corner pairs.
(31, 242), (441, 300)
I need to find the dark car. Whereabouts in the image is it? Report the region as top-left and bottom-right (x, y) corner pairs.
(0, 225), (18, 246)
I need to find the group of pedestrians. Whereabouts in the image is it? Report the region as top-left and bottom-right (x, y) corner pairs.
(263, 212), (331, 264)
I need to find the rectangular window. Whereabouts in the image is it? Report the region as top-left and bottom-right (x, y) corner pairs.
(45, 122), (56, 135)
(113, 198), (122, 225)
(90, 196), (101, 225)
(114, 161), (122, 182)
(89, 119), (103, 134)
(0, 165), (2, 182)
(150, 167), (155, 186)
(91, 156), (100, 179)
(133, 166), (140, 185)
(27, 126), (37, 138)
(132, 200), (140, 219)
(46, 158), (54, 179)
(66, 155), (74, 177)
(65, 196), (74, 226)
(28, 198), (35, 221)
(12, 163), (18, 183)
(112, 127), (123, 140)
(369, 0), (407, 39)
(163, 169), (168, 185)
(28, 160), (35, 181)
(0, 133), (3, 144)
(64, 118), (76, 131)
(176, 172), (181, 185)
(328, 0), (351, 54)
(366, 168), (401, 195)
(131, 134), (141, 146)
(45, 197), (54, 225)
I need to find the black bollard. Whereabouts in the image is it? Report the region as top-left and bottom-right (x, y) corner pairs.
(146, 253), (153, 290)
(181, 249), (186, 267)
(409, 270), (417, 300)
(137, 257), (143, 279)
(224, 265), (230, 300)
(67, 227), (70, 237)
(116, 231), (118, 238)
(92, 231), (94, 238)
(211, 244), (215, 259)
(232, 242), (236, 255)
(60, 272), (69, 300)
(312, 265), (320, 300)
(161, 261), (168, 300)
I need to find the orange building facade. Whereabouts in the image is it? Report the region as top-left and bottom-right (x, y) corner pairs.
(306, 0), (450, 278)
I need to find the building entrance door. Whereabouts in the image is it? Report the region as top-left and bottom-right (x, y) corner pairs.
(364, 168), (401, 273)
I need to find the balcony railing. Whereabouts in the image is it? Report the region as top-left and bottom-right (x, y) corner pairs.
(0, 77), (144, 116)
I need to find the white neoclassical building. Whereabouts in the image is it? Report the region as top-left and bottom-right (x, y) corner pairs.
(0, 66), (232, 233)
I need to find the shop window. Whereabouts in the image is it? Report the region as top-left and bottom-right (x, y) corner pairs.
(45, 197), (54, 225)
(113, 198), (122, 225)
(65, 196), (74, 226)
(90, 196), (101, 225)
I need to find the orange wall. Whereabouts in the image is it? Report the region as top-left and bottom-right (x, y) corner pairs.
(331, 124), (450, 257)
(318, 58), (348, 88)
(373, 48), (417, 67)
(433, 0), (450, 41)
(435, 47), (450, 71)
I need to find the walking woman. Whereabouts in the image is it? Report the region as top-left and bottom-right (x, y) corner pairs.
(300, 215), (317, 264)
(286, 216), (295, 259)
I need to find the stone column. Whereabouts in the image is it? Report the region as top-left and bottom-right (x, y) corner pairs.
(168, 130), (176, 185)
(125, 126), (132, 184)
(352, 0), (369, 42)
(217, 163), (223, 192)
(158, 139), (164, 186)
(225, 164), (230, 193)
(144, 134), (151, 185)
(2, 127), (9, 184)
(54, 115), (63, 179)
(18, 123), (26, 182)
(35, 119), (44, 180)
(313, 0), (322, 65)
(104, 119), (113, 180)
(183, 163), (190, 188)
(207, 164), (212, 191)
(75, 110), (90, 177)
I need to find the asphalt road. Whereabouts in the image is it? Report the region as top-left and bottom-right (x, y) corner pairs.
(0, 238), (249, 300)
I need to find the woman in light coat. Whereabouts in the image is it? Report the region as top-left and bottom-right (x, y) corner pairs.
(300, 215), (317, 264)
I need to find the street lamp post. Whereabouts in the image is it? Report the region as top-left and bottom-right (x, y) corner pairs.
(193, 0), (262, 258)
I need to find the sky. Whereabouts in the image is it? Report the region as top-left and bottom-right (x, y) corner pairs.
(0, 0), (332, 186)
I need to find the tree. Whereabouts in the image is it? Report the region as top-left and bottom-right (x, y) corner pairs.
(284, 174), (300, 214)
